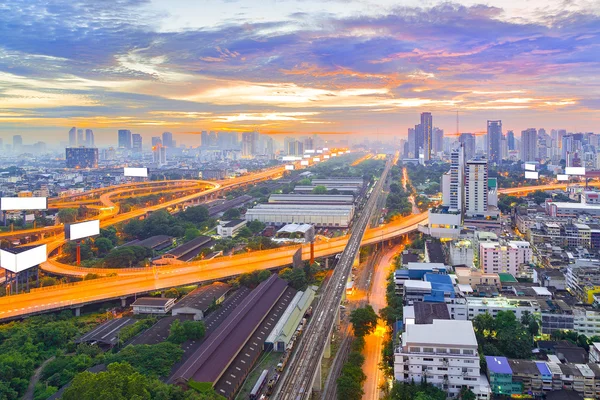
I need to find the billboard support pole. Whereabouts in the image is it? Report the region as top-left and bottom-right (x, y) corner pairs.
(310, 241), (315, 265)
(76, 240), (81, 266)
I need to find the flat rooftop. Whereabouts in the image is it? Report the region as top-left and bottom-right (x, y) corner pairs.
(75, 317), (136, 346)
(173, 282), (231, 313)
(403, 320), (477, 347)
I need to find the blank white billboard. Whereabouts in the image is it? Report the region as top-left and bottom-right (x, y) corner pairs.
(313, 157), (321, 162)
(324, 155), (330, 159)
(565, 167), (586, 176)
(65, 220), (100, 241)
(0, 245), (47, 273)
(316, 150), (323, 154)
(331, 153), (337, 157)
(305, 150), (315, 154)
(557, 174), (569, 181)
(525, 163), (536, 171)
(301, 160), (309, 166)
(285, 165), (295, 170)
(323, 147), (329, 151)
(303, 154), (311, 158)
(282, 156), (301, 161)
(525, 171), (539, 180)
(346, 150), (350, 153)
(124, 167), (148, 177)
(1, 197), (47, 211)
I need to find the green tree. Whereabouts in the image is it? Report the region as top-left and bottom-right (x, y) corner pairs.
(123, 218), (144, 239)
(39, 276), (58, 287)
(247, 220), (265, 234)
(58, 208), (78, 223)
(167, 319), (187, 344)
(185, 228), (201, 242)
(94, 237), (114, 256)
(182, 206), (210, 223)
(279, 268), (308, 290)
(312, 185), (328, 194)
(235, 226), (253, 238)
(350, 305), (378, 337)
(222, 208), (241, 220)
(459, 387), (476, 400)
(106, 342), (183, 377)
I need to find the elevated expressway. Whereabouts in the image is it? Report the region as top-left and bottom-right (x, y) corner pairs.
(0, 182), (577, 321)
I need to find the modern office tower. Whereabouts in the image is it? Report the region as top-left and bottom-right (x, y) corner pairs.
(66, 147), (98, 168)
(242, 131), (258, 157)
(465, 158), (488, 217)
(101, 147), (116, 161)
(153, 144), (167, 166)
(216, 131), (238, 150)
(68, 127), (77, 147)
(562, 135), (574, 163)
(487, 120), (502, 164)
(209, 131), (218, 148)
(85, 129), (94, 147)
(162, 131), (173, 148)
(303, 136), (314, 151)
(407, 128), (415, 158)
(432, 127), (443, 155)
(132, 134), (142, 153)
(421, 112), (433, 161)
(521, 128), (537, 162)
(118, 129), (132, 149)
(259, 135), (274, 157)
(506, 130), (515, 150)
(414, 123), (423, 159)
(13, 135), (23, 152)
(459, 133), (475, 161)
(151, 137), (162, 147)
(76, 129), (84, 146)
(501, 135), (508, 160)
(201, 131), (209, 147)
(448, 145), (464, 212)
(287, 140), (304, 156)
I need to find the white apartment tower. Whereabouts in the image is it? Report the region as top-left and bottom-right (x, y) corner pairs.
(394, 319), (490, 399)
(465, 158), (488, 217)
(448, 145), (464, 213)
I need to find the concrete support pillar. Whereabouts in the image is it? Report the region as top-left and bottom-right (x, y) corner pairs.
(120, 297), (127, 307)
(74, 307), (81, 317)
(312, 360), (322, 391)
(160, 291), (165, 298)
(324, 332), (332, 359)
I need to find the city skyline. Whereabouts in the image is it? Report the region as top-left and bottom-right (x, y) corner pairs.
(0, 0), (599, 144)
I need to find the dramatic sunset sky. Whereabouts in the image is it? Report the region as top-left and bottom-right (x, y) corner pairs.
(0, 0), (599, 145)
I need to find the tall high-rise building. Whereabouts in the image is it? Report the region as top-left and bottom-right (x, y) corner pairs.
(407, 128), (415, 158)
(13, 135), (23, 152)
(506, 130), (515, 150)
(303, 137), (314, 151)
(521, 128), (537, 162)
(432, 127), (444, 156)
(201, 131), (209, 148)
(118, 129), (132, 149)
(459, 133), (475, 161)
(162, 132), (173, 148)
(421, 112), (433, 161)
(85, 129), (94, 147)
(77, 129), (84, 146)
(242, 131), (259, 157)
(132, 134), (142, 153)
(287, 140), (304, 156)
(259, 135), (274, 157)
(68, 127), (77, 147)
(153, 145), (167, 166)
(487, 120), (502, 164)
(562, 135), (574, 162)
(465, 158), (488, 217)
(66, 148), (98, 168)
(447, 145), (464, 213)
(151, 137), (162, 147)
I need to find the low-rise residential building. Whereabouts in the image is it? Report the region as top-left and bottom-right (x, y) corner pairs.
(454, 267), (500, 287)
(394, 319), (490, 399)
(590, 343), (600, 363)
(566, 260), (600, 303)
(447, 239), (474, 267)
(479, 241), (532, 276)
(216, 219), (247, 238)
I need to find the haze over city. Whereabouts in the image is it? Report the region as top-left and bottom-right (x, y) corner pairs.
(1, 0), (599, 145)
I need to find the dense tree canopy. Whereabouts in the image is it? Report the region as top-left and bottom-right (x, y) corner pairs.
(350, 305), (378, 337)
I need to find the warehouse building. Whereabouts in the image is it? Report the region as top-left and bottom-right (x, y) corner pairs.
(131, 297), (176, 315)
(264, 287), (315, 351)
(245, 203), (354, 228)
(172, 282), (231, 320)
(268, 194), (354, 205)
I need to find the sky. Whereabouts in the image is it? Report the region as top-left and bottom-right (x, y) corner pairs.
(0, 0), (599, 146)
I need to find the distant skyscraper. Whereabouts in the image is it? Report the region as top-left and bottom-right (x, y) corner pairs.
(421, 112), (433, 162)
(118, 130), (132, 149)
(432, 127), (443, 156)
(13, 135), (23, 152)
(487, 120), (502, 164)
(85, 129), (94, 147)
(459, 133), (475, 161)
(287, 140), (304, 156)
(506, 130), (515, 151)
(201, 131), (209, 148)
(259, 135), (274, 157)
(66, 148), (98, 168)
(407, 128), (415, 158)
(521, 128), (537, 162)
(152, 137), (162, 147)
(153, 145), (167, 166)
(77, 129), (84, 146)
(162, 132), (173, 147)
(465, 158), (488, 217)
(68, 127), (77, 147)
(562, 135), (574, 161)
(242, 132), (258, 157)
(132, 134), (142, 153)
(303, 137), (314, 151)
